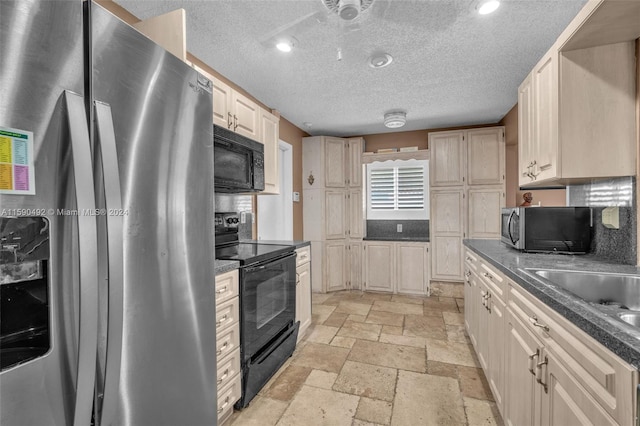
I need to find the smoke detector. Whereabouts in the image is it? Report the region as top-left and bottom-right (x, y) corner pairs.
(369, 53), (393, 68)
(322, 0), (375, 20)
(384, 111), (407, 128)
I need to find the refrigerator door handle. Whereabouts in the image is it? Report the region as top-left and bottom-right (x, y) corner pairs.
(63, 91), (100, 426)
(94, 100), (124, 426)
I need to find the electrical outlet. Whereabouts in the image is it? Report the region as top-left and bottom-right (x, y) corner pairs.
(397, 224), (403, 232)
(240, 212), (246, 224)
(602, 206), (620, 229)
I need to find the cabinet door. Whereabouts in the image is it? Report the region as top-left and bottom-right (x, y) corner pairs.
(430, 189), (464, 281)
(324, 137), (347, 187)
(476, 280), (490, 371)
(504, 311), (543, 426)
(429, 131), (465, 186)
(533, 51), (558, 182)
(467, 128), (504, 185)
(325, 190), (347, 240)
(468, 187), (504, 239)
(464, 266), (478, 348)
(325, 242), (347, 292)
(349, 242), (363, 290)
(518, 73), (535, 186)
(231, 90), (260, 141)
(364, 242), (395, 293)
(430, 236), (463, 281)
(212, 77), (233, 128)
(347, 137), (364, 188)
(260, 108), (280, 194)
(396, 243), (428, 295)
(348, 189), (363, 239)
(487, 294), (506, 413)
(296, 262), (312, 341)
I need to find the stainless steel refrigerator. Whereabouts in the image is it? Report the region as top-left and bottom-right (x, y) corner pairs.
(0, 1), (217, 425)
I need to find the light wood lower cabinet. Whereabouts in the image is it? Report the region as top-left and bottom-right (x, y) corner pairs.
(215, 269), (241, 425)
(363, 241), (429, 295)
(465, 248), (638, 426)
(295, 246), (312, 342)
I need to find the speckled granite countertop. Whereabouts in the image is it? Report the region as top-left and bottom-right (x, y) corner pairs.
(215, 259), (239, 275)
(240, 239), (310, 249)
(464, 239), (640, 368)
(363, 237), (429, 242)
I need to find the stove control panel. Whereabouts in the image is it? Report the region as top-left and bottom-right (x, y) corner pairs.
(215, 212), (240, 233)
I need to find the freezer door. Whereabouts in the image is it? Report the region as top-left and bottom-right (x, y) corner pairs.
(1, 2), (99, 426)
(90, 4), (217, 425)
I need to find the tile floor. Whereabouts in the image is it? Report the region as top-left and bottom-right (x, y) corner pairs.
(229, 291), (504, 426)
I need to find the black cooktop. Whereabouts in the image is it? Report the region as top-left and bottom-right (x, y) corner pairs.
(215, 242), (294, 266)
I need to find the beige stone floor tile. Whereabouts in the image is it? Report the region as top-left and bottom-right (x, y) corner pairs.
(337, 320), (382, 341)
(391, 371), (465, 426)
(348, 314), (367, 322)
(430, 282), (465, 298)
(379, 333), (426, 348)
(381, 325), (403, 335)
(348, 339), (426, 373)
(456, 298), (465, 311)
(404, 314), (447, 340)
(355, 397), (393, 425)
(360, 292), (393, 302)
(331, 336), (357, 349)
(276, 385), (359, 426)
(458, 366), (494, 401)
(390, 295), (424, 305)
(352, 420), (384, 426)
(335, 300), (373, 316)
(292, 342), (350, 373)
(306, 324), (340, 344)
(365, 310), (404, 327)
(333, 360), (398, 401)
(446, 324), (470, 343)
(443, 311), (465, 326)
(259, 358), (294, 396)
(230, 396), (289, 426)
(423, 297), (459, 314)
(312, 305), (336, 324)
(426, 339), (480, 368)
(305, 369), (338, 390)
(312, 293), (332, 304)
(371, 300), (424, 315)
(263, 364), (312, 401)
(463, 397), (504, 426)
(426, 360), (458, 379)
(323, 312), (350, 327)
(324, 291), (367, 305)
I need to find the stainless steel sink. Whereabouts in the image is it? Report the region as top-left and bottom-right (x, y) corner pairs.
(618, 312), (640, 327)
(528, 269), (640, 310)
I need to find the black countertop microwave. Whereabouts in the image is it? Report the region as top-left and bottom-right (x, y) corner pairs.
(501, 207), (592, 253)
(214, 124), (264, 193)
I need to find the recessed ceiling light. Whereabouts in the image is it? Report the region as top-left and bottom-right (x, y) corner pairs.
(384, 111), (406, 129)
(368, 53), (393, 69)
(276, 41), (293, 53)
(303, 122), (313, 128)
(478, 0), (500, 15)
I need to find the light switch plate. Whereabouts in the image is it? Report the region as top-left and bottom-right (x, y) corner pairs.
(293, 192), (300, 202)
(397, 224), (403, 232)
(602, 206), (619, 229)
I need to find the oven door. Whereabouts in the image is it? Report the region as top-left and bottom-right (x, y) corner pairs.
(240, 252), (296, 361)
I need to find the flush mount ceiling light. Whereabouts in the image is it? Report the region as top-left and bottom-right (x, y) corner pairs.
(477, 0), (500, 15)
(338, 0), (361, 20)
(275, 37), (297, 53)
(368, 53), (393, 69)
(384, 111), (406, 128)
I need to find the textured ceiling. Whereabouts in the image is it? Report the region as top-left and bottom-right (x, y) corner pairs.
(115, 0), (587, 136)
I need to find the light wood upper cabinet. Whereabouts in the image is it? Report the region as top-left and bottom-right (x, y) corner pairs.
(324, 137), (347, 187)
(230, 90), (260, 141)
(259, 108), (280, 194)
(467, 187), (504, 239)
(212, 78), (232, 128)
(431, 189), (464, 235)
(348, 189), (363, 239)
(347, 138), (364, 188)
(303, 136), (363, 190)
(519, 40), (636, 187)
(133, 9), (187, 62)
(467, 128), (505, 185)
(324, 190), (347, 240)
(429, 131), (465, 186)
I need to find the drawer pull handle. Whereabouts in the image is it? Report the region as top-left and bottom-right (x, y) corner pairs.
(536, 356), (549, 393)
(216, 342), (228, 356)
(216, 286), (227, 294)
(296, 272), (300, 284)
(528, 349), (539, 375)
(217, 369), (229, 385)
(216, 315), (229, 327)
(217, 396), (231, 414)
(466, 256), (473, 262)
(483, 272), (493, 280)
(528, 315), (550, 332)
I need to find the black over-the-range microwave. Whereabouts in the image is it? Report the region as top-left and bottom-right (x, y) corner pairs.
(214, 124), (265, 193)
(501, 207), (592, 253)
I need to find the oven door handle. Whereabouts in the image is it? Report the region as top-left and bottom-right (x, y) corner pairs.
(244, 251), (296, 272)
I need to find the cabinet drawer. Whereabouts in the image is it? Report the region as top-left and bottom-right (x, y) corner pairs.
(296, 246), (311, 267)
(478, 261), (505, 301)
(215, 270), (239, 305)
(216, 297), (239, 334)
(217, 348), (241, 391)
(464, 249), (479, 273)
(216, 323), (240, 363)
(508, 282), (636, 425)
(217, 373), (241, 424)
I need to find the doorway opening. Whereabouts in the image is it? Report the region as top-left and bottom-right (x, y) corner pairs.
(257, 140), (293, 240)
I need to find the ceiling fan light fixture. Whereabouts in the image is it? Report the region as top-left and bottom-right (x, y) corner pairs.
(338, 0), (361, 21)
(369, 53), (393, 68)
(477, 0), (500, 15)
(384, 111), (407, 129)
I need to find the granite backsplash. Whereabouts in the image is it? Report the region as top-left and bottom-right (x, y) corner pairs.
(366, 220), (429, 241)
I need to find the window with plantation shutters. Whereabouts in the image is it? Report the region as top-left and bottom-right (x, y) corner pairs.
(366, 159), (429, 220)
